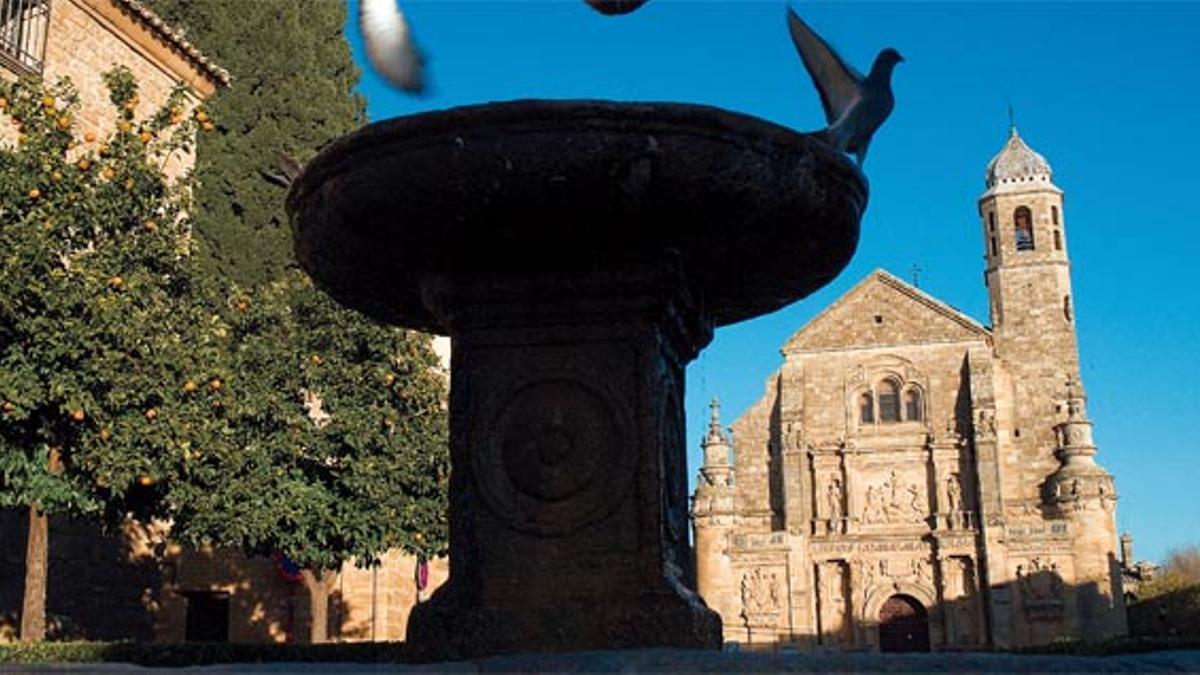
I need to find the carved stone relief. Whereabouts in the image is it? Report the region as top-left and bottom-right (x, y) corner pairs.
(862, 469), (927, 525)
(740, 568), (781, 628)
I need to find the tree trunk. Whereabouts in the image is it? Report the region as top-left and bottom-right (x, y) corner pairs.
(19, 505), (48, 642)
(301, 568), (338, 643)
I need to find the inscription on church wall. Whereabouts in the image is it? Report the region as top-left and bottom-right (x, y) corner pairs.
(810, 539), (929, 556)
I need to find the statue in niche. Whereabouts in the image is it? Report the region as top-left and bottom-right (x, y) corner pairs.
(976, 409), (996, 439)
(946, 473), (962, 512)
(946, 473), (963, 528)
(825, 477), (844, 533)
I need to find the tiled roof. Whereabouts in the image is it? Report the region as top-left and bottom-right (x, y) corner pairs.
(110, 0), (232, 87)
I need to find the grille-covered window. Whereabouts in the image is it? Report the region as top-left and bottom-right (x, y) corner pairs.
(0, 0), (50, 76)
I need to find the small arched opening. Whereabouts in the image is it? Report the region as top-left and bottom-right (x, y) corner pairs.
(878, 380), (901, 423)
(878, 594), (931, 652)
(859, 392), (875, 424)
(1014, 205), (1035, 251)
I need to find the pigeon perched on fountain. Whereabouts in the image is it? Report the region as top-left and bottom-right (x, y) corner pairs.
(786, 7), (902, 166)
(360, 0), (426, 94)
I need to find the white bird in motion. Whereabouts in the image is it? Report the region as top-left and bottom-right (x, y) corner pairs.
(786, 7), (902, 166)
(360, 0), (426, 94)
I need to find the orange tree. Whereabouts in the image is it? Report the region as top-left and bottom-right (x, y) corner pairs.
(2, 67), (449, 644)
(164, 272), (449, 642)
(0, 68), (225, 641)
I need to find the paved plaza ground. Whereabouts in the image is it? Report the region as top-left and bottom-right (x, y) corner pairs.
(4, 648), (1200, 673)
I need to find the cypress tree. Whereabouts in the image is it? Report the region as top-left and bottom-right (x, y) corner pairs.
(148, 0), (366, 285)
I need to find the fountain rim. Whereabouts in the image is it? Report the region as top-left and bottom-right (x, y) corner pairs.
(286, 98), (866, 213)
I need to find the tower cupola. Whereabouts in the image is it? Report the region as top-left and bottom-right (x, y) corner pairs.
(984, 127), (1059, 197)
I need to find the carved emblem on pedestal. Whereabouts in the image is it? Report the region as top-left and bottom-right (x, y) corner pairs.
(475, 378), (633, 536)
(1015, 557), (1065, 621)
(741, 568), (781, 627)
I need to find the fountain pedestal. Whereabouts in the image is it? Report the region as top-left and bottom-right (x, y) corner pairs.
(287, 101), (865, 660)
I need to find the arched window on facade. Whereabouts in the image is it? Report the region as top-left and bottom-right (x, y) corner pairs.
(860, 392), (875, 424)
(1053, 229), (1062, 251)
(1051, 205), (1059, 225)
(1014, 206), (1035, 251)
(904, 388), (923, 422)
(879, 380), (901, 423)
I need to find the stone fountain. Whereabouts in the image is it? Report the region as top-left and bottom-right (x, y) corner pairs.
(287, 100), (865, 661)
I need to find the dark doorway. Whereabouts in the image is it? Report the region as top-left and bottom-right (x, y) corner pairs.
(184, 591), (230, 642)
(878, 594), (930, 652)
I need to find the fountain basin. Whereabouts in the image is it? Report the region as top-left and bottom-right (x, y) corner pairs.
(288, 100), (865, 333)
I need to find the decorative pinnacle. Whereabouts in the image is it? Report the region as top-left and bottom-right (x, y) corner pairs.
(706, 398), (724, 442)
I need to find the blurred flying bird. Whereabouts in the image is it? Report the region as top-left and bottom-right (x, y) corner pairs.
(259, 152), (304, 188)
(786, 7), (902, 166)
(360, 0), (426, 94)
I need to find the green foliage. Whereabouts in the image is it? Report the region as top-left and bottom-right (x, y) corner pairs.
(162, 272), (449, 566)
(138, 0), (450, 568)
(0, 640), (407, 665)
(145, 0), (366, 287)
(0, 70), (220, 525)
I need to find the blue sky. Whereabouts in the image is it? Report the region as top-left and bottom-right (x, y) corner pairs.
(344, 1), (1199, 564)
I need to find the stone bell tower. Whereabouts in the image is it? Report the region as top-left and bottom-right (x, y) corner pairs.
(978, 125), (1081, 491)
(978, 126), (1125, 641)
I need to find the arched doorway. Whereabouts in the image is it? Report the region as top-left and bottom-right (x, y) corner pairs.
(878, 594), (930, 652)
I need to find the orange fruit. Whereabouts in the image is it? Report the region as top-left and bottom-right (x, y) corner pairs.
(83, 131), (96, 143)
(51, 171), (62, 182)
(118, 121), (132, 133)
(142, 219), (157, 231)
(1, 401), (14, 413)
(77, 158), (90, 171)
(0, 97), (7, 109)
(28, 188), (40, 199)
(210, 378), (222, 391)
(137, 475), (154, 487)
(139, 131), (152, 144)
(145, 408), (158, 420)
(201, 121), (215, 132)
(71, 409), (85, 422)
(183, 380), (197, 392)
(108, 276), (123, 288)
(56, 115), (71, 130)
(384, 373), (396, 385)
(101, 167), (115, 180)
(310, 354), (322, 365)
(195, 110), (209, 122)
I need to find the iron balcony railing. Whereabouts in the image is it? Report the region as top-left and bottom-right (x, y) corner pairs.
(0, 0), (50, 76)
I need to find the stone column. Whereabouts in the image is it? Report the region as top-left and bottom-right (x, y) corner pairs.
(406, 266), (721, 660)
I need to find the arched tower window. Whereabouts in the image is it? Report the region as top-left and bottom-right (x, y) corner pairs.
(860, 392), (875, 424)
(878, 380), (901, 423)
(1051, 205), (1059, 225)
(1064, 295), (1072, 322)
(1014, 206), (1035, 251)
(1053, 229), (1062, 251)
(904, 388), (923, 422)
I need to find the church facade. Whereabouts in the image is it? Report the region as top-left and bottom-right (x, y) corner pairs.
(692, 129), (1127, 651)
